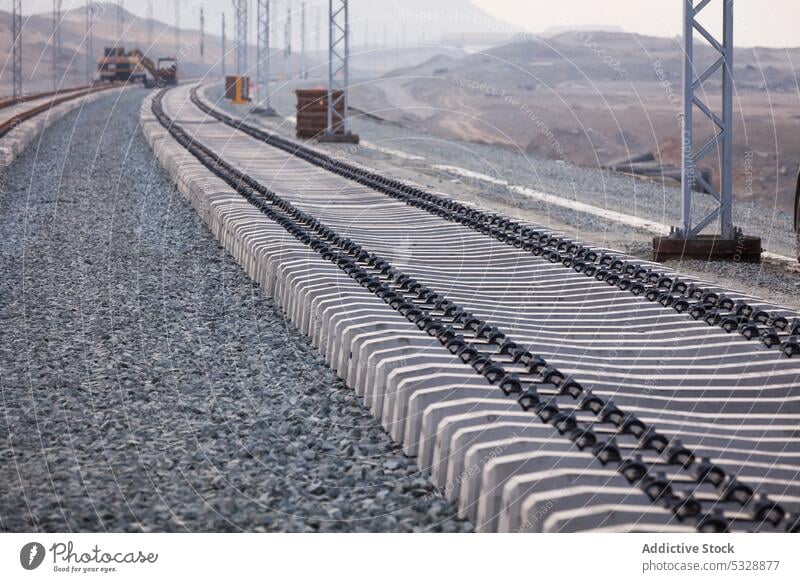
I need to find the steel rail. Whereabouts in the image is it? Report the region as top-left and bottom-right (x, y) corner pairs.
(188, 86), (800, 360)
(0, 83), (108, 111)
(0, 83), (124, 139)
(155, 86), (798, 533)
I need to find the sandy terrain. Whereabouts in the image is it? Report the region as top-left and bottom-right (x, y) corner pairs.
(351, 31), (800, 210)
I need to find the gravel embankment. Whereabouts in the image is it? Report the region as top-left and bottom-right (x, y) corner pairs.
(0, 87), (469, 532)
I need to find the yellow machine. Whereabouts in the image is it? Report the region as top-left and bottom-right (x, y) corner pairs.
(98, 48), (178, 87)
(97, 47), (147, 83)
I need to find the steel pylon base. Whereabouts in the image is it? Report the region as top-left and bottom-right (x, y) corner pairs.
(653, 234), (762, 263)
(252, 106), (280, 117)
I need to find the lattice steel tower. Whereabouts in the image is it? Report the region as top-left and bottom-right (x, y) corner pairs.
(221, 12), (227, 77)
(147, 1), (154, 48)
(85, 1), (94, 84)
(116, 1), (124, 40)
(200, 7), (205, 60)
(325, 0), (354, 139)
(285, 1), (293, 56)
(52, 0), (62, 89)
(300, 1), (307, 79)
(174, 1), (181, 52)
(233, 0), (248, 74)
(12, 0), (22, 98)
(255, 1), (278, 115)
(680, 0), (734, 239)
(654, 0), (760, 262)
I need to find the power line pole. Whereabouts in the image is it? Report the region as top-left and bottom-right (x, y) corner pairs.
(174, 1), (181, 52)
(255, 1), (277, 115)
(655, 0), (760, 262)
(116, 1), (124, 40)
(200, 7), (205, 61)
(221, 12), (226, 77)
(52, 0), (62, 90)
(12, 0), (22, 98)
(284, 0), (292, 78)
(316, 5), (322, 54)
(324, 0), (357, 142)
(233, 0), (248, 75)
(300, 1), (307, 79)
(680, 0), (733, 239)
(86, 1), (94, 84)
(147, 1), (154, 48)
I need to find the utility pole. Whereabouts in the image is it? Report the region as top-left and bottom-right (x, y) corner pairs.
(316, 6), (322, 55)
(200, 7), (205, 61)
(174, 1), (181, 52)
(147, 1), (154, 48)
(52, 0), (62, 90)
(86, 1), (93, 84)
(654, 0), (761, 262)
(323, 0), (357, 142)
(300, 1), (307, 79)
(255, 1), (278, 115)
(12, 0), (22, 98)
(284, 0), (292, 78)
(116, 1), (124, 40)
(221, 12), (226, 77)
(233, 0), (248, 75)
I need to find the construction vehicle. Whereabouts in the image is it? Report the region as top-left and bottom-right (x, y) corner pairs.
(97, 47), (147, 83)
(143, 57), (178, 88)
(97, 48), (178, 87)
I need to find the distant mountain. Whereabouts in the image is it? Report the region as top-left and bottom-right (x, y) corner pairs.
(541, 25), (625, 37)
(354, 30), (800, 209)
(0, 0), (515, 91)
(348, 0), (519, 45)
(0, 2), (312, 92)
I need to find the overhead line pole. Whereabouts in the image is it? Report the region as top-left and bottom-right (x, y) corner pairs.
(316, 5), (321, 55)
(174, 1), (181, 52)
(301, 1), (307, 79)
(116, 1), (124, 40)
(233, 0), (248, 75)
(147, 1), (154, 49)
(285, 0), (292, 78)
(53, 0), (62, 90)
(86, 1), (94, 84)
(200, 7), (205, 61)
(255, 0), (278, 115)
(221, 12), (227, 77)
(323, 0), (357, 143)
(654, 0), (761, 262)
(12, 0), (22, 98)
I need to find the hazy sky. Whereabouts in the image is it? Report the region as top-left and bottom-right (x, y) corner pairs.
(14, 0), (800, 48)
(473, 0), (800, 48)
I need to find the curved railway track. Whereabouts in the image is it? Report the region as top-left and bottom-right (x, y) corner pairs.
(142, 82), (800, 533)
(0, 83), (122, 139)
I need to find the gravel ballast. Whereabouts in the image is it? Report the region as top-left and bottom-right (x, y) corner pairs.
(0, 88), (468, 532)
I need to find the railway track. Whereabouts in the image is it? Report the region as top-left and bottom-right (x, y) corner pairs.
(141, 82), (800, 533)
(0, 83), (123, 139)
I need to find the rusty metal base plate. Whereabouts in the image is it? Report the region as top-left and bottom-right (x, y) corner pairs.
(653, 234), (762, 263)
